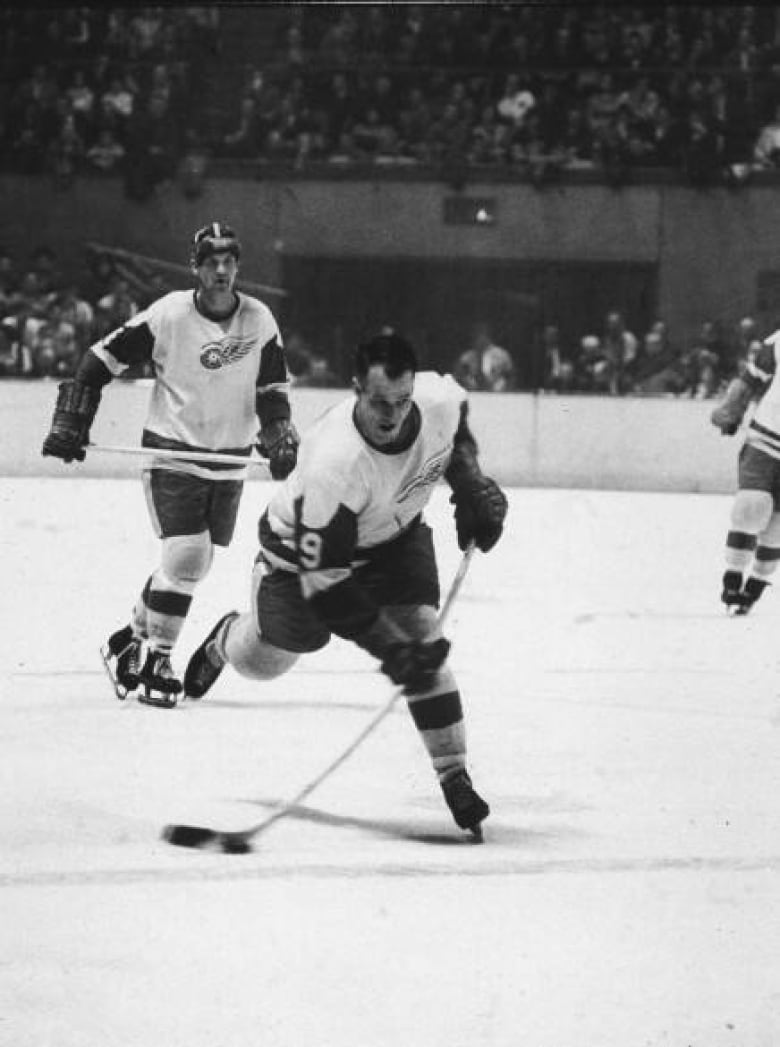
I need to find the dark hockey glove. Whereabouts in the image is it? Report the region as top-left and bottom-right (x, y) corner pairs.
(380, 638), (451, 695)
(710, 378), (753, 436)
(42, 379), (101, 463)
(450, 475), (508, 552)
(257, 418), (300, 479)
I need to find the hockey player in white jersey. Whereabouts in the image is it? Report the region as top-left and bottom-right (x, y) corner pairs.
(183, 330), (508, 836)
(711, 328), (780, 614)
(42, 221), (299, 705)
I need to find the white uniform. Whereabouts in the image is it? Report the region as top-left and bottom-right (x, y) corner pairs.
(744, 333), (780, 461)
(93, 290), (288, 480)
(260, 371), (466, 597)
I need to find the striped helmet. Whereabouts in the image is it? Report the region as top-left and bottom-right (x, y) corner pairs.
(191, 221), (241, 266)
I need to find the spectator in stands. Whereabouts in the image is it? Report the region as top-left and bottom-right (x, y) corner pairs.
(65, 68), (95, 126)
(57, 282), (95, 355)
(684, 318), (729, 398)
(454, 322), (515, 392)
(753, 101), (780, 167)
(29, 246), (62, 295)
(0, 317), (33, 377)
(221, 96), (263, 159)
(123, 91), (179, 200)
(631, 326), (687, 395)
(86, 127), (126, 173)
(576, 334), (610, 393)
(98, 72), (137, 130)
(731, 316), (761, 369)
(0, 249), (20, 312)
(540, 324), (577, 392)
(95, 274), (139, 337)
(31, 300), (81, 377)
(496, 73), (535, 129)
(600, 310), (639, 394)
(47, 111), (86, 188)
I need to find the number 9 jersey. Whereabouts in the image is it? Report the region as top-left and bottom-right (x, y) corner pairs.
(258, 371), (466, 603)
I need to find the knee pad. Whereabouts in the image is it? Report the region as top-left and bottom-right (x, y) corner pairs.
(160, 532), (214, 590)
(732, 490), (774, 532)
(226, 615), (298, 680)
(758, 511), (780, 545)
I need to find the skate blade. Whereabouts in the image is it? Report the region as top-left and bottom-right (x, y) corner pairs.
(138, 689), (179, 709)
(99, 645), (130, 701)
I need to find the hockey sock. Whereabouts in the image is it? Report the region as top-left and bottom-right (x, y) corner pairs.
(753, 543), (780, 582)
(136, 570), (194, 651)
(725, 530), (758, 574)
(404, 669), (466, 782)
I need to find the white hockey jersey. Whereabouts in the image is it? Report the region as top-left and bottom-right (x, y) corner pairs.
(260, 371), (466, 590)
(91, 290), (288, 478)
(744, 331), (780, 460)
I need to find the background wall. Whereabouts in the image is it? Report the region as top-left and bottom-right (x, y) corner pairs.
(3, 381), (737, 493)
(2, 174), (779, 349)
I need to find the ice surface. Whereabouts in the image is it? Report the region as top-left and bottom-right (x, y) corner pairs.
(2, 479), (780, 1046)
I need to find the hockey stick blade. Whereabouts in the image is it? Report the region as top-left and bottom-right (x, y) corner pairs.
(162, 823), (253, 854)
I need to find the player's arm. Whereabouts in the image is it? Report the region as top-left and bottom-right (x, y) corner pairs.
(41, 321), (154, 462)
(296, 496), (449, 693)
(444, 401), (508, 552)
(710, 343), (774, 435)
(254, 331), (299, 479)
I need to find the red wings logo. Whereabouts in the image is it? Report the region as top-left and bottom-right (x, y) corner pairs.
(396, 448), (451, 502)
(200, 337), (255, 370)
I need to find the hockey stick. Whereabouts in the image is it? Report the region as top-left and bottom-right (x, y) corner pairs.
(89, 443), (271, 469)
(162, 541), (477, 853)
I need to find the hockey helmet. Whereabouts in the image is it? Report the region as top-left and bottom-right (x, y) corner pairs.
(191, 221), (241, 266)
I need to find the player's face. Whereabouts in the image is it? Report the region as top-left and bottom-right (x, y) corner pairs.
(354, 365), (415, 446)
(195, 250), (239, 294)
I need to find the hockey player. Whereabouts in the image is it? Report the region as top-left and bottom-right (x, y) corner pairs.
(711, 328), (780, 614)
(182, 330), (508, 836)
(42, 221), (299, 705)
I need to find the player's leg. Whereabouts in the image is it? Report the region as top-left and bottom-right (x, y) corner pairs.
(738, 505), (780, 614)
(111, 470), (234, 703)
(721, 445), (775, 612)
(361, 522), (489, 833)
(183, 558), (328, 699)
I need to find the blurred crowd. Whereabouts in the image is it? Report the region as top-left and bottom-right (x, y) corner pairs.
(1, 5), (775, 395)
(0, 243), (164, 379)
(453, 311), (762, 398)
(0, 236), (758, 402)
(4, 6), (780, 188)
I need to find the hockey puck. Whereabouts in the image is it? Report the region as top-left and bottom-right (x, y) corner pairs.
(162, 824), (217, 849)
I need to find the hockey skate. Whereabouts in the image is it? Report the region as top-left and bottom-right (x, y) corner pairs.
(732, 577), (769, 617)
(137, 649), (183, 709)
(100, 624), (143, 701)
(183, 612), (239, 700)
(441, 769), (490, 841)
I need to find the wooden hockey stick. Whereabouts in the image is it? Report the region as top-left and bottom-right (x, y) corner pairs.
(162, 541), (477, 854)
(89, 443), (271, 469)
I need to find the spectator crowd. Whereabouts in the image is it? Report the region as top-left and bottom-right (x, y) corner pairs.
(0, 5), (774, 396)
(0, 236), (758, 404)
(4, 6), (780, 188)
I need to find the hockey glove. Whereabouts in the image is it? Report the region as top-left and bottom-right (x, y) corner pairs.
(42, 379), (101, 462)
(257, 418), (300, 480)
(380, 638), (451, 695)
(450, 475), (508, 552)
(710, 378), (753, 436)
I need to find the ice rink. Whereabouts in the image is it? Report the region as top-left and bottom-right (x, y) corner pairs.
(3, 477), (780, 1047)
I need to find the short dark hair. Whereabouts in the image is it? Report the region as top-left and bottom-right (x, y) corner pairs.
(354, 330), (417, 382)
